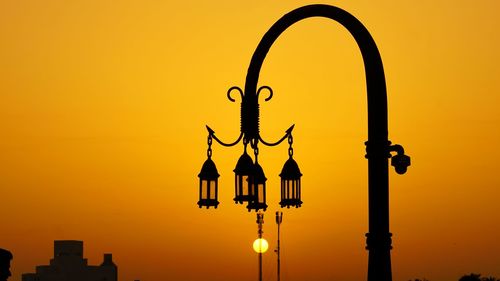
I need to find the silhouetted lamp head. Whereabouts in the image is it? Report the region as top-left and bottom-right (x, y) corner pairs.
(391, 153), (411, 175)
(198, 158), (220, 209)
(247, 162), (267, 212)
(233, 151), (254, 204)
(279, 157), (302, 208)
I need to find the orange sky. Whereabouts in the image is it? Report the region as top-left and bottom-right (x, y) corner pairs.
(1, 1), (500, 281)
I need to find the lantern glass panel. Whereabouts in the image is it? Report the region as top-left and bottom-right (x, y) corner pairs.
(298, 180), (301, 199)
(201, 180), (208, 199)
(285, 180), (292, 199)
(242, 176), (249, 196)
(257, 183), (265, 203)
(281, 180), (285, 201)
(234, 174), (251, 203)
(209, 182), (217, 200)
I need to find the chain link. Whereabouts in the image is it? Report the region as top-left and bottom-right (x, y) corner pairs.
(288, 133), (294, 157)
(243, 138), (248, 153)
(207, 134), (213, 158)
(249, 138), (259, 158)
(254, 147), (259, 157)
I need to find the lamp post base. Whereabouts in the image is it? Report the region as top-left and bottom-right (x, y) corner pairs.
(366, 232), (392, 281)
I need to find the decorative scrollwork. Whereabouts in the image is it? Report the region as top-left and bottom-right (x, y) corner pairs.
(227, 86), (244, 102)
(257, 86), (273, 102)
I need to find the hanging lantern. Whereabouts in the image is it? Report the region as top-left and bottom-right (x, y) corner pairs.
(198, 158), (220, 209)
(247, 162), (267, 211)
(279, 157), (302, 208)
(233, 151), (254, 204)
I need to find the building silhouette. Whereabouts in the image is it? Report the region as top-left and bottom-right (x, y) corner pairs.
(22, 240), (117, 281)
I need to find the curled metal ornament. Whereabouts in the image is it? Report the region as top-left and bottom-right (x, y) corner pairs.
(257, 86), (273, 101)
(227, 86), (244, 102)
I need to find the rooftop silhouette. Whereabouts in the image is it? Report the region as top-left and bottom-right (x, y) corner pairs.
(22, 240), (117, 281)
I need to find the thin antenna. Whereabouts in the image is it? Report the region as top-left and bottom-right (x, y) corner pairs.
(275, 211), (283, 281)
(257, 212), (264, 281)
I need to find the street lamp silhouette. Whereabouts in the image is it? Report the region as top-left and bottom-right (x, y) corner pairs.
(197, 155), (219, 209)
(197, 4), (410, 281)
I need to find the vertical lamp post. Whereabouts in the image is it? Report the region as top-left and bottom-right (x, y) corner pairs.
(197, 4), (411, 281)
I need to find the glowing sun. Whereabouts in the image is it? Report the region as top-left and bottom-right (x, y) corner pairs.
(253, 238), (269, 253)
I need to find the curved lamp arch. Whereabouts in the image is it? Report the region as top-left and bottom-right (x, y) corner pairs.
(243, 5), (403, 281)
(199, 5), (410, 281)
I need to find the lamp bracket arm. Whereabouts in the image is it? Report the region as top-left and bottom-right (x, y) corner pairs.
(388, 142), (411, 174)
(258, 124), (295, 147)
(206, 125), (243, 147)
(388, 143), (405, 155)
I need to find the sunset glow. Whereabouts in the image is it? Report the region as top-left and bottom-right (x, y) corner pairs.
(1, 1), (500, 281)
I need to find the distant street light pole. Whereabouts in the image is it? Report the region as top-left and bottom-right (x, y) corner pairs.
(275, 212), (283, 281)
(253, 212), (267, 281)
(197, 5), (411, 281)
(258, 213), (263, 281)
